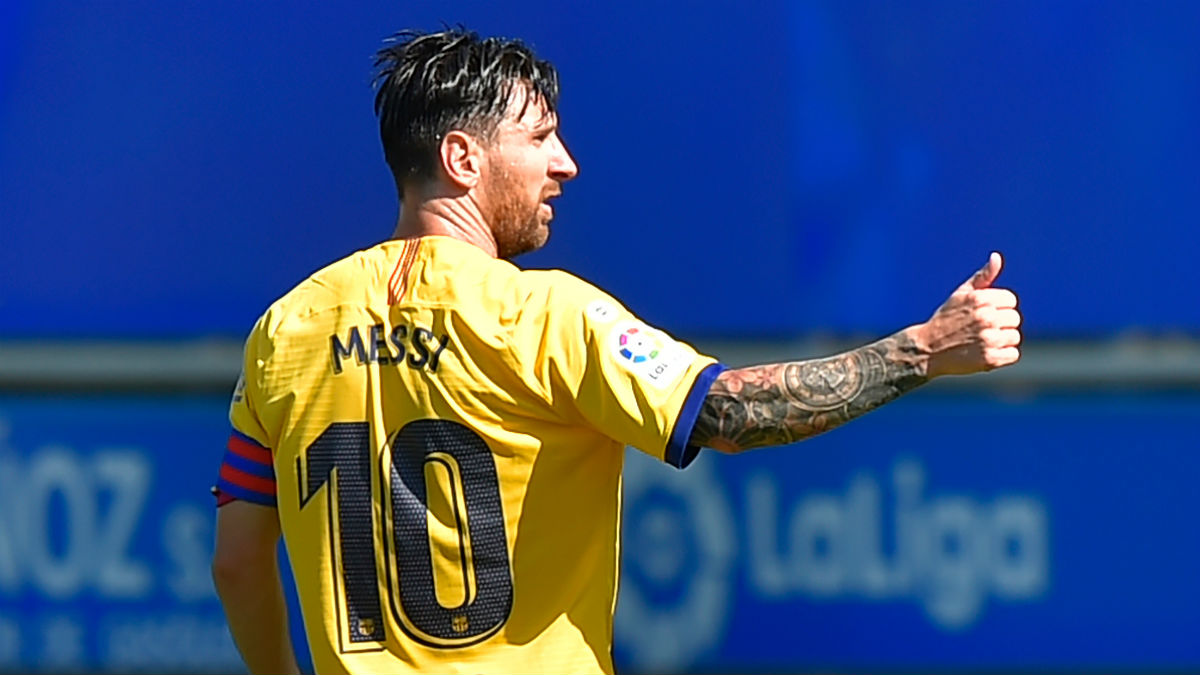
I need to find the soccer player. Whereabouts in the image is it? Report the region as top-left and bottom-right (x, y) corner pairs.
(211, 28), (1022, 675)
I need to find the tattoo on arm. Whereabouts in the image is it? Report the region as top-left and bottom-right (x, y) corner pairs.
(689, 331), (929, 453)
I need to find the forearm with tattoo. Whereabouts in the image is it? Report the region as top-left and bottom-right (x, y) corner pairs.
(689, 330), (930, 453)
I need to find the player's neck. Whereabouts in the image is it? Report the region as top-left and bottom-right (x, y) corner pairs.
(392, 194), (498, 258)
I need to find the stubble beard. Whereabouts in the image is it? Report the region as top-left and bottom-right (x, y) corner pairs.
(485, 166), (549, 259)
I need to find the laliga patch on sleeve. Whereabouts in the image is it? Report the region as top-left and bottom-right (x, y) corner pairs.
(608, 320), (695, 390)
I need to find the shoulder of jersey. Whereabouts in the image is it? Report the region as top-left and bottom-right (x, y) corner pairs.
(513, 268), (603, 307)
(501, 269), (632, 344)
(254, 244), (395, 338)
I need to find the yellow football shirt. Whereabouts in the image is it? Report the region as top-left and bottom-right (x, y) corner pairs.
(221, 235), (723, 674)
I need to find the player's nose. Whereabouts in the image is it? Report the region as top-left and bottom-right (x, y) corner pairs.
(549, 135), (579, 181)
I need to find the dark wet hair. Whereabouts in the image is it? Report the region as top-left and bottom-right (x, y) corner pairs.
(373, 28), (560, 196)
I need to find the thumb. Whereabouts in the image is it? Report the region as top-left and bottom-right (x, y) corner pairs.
(961, 251), (1003, 291)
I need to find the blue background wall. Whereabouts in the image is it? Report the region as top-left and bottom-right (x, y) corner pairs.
(3, 1), (1198, 338)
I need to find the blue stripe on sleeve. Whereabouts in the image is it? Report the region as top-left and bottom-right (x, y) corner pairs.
(215, 478), (278, 507)
(223, 449), (275, 479)
(664, 362), (727, 469)
(230, 428), (268, 449)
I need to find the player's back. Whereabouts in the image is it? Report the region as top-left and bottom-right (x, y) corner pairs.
(224, 235), (725, 674)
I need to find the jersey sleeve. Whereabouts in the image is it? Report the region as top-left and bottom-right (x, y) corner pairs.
(516, 272), (725, 468)
(213, 320), (278, 507)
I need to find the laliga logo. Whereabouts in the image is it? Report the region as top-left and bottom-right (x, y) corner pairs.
(616, 455), (1051, 671)
(616, 451), (736, 673)
(744, 460), (1049, 630)
(617, 327), (662, 363)
(607, 321), (694, 390)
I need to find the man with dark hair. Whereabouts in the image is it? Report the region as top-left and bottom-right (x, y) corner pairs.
(211, 28), (1021, 675)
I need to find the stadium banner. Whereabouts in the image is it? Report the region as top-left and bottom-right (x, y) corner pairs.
(617, 392), (1200, 673)
(1, 392), (1198, 673)
(0, 395), (308, 674)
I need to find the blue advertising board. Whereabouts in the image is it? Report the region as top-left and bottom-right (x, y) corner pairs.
(0, 396), (252, 672)
(2, 391), (1198, 673)
(616, 393), (1200, 672)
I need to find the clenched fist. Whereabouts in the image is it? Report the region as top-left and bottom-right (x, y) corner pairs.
(913, 252), (1022, 378)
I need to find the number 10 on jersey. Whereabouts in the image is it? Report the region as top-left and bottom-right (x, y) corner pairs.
(298, 420), (514, 651)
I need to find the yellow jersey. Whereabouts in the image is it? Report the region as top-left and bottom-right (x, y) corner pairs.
(216, 235), (723, 674)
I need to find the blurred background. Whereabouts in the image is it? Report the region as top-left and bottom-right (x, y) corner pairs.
(1, 1), (1198, 673)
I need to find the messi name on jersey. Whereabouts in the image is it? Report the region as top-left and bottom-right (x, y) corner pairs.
(330, 323), (450, 374)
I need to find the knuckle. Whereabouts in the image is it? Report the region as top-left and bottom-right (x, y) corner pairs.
(983, 346), (1016, 368)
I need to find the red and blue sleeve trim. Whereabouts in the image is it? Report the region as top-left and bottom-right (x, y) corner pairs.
(664, 362), (726, 469)
(214, 429), (277, 507)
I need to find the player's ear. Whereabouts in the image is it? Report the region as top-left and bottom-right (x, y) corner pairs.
(439, 130), (483, 191)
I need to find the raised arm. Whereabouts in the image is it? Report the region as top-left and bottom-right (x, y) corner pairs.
(690, 253), (1022, 453)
